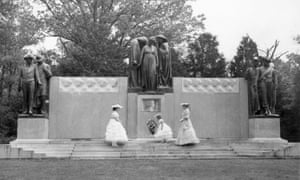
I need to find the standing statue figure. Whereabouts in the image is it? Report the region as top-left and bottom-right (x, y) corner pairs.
(34, 55), (52, 114)
(155, 35), (172, 87)
(18, 54), (41, 115)
(245, 57), (260, 115)
(139, 37), (159, 91)
(257, 57), (278, 115)
(128, 35), (173, 91)
(269, 62), (278, 113)
(128, 36), (148, 88)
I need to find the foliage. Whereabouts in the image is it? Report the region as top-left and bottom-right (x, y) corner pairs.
(278, 52), (300, 141)
(229, 35), (258, 77)
(0, 0), (43, 142)
(36, 0), (205, 76)
(171, 48), (190, 77)
(0, 95), (22, 143)
(0, 0), (43, 97)
(186, 33), (226, 77)
(273, 39), (300, 141)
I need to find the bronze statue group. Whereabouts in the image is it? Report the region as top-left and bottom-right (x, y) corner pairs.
(104, 103), (199, 147)
(245, 56), (278, 116)
(18, 54), (52, 115)
(129, 35), (172, 91)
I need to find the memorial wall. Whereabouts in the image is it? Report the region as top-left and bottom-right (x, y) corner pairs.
(49, 77), (248, 139)
(49, 77), (128, 139)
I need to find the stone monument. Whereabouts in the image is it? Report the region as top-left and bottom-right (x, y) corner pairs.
(248, 56), (285, 143)
(12, 44), (286, 146)
(17, 54), (49, 140)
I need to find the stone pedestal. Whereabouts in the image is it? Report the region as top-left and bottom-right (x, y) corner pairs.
(17, 115), (49, 139)
(249, 117), (287, 143)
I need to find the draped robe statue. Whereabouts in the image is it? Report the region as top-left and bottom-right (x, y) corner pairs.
(128, 35), (172, 91)
(139, 37), (159, 91)
(155, 35), (172, 87)
(128, 37), (148, 88)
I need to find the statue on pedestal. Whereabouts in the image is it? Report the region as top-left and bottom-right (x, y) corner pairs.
(245, 57), (260, 115)
(128, 36), (148, 88)
(140, 37), (159, 91)
(256, 56), (278, 116)
(18, 54), (41, 115)
(128, 35), (172, 92)
(155, 35), (172, 88)
(34, 55), (52, 114)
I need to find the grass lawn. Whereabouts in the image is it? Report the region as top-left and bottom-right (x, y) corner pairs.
(0, 159), (299, 180)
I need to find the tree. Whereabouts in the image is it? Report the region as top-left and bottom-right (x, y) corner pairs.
(186, 33), (226, 77)
(171, 47), (190, 77)
(273, 37), (300, 141)
(36, 0), (205, 76)
(0, 0), (43, 98)
(229, 35), (258, 77)
(0, 0), (43, 142)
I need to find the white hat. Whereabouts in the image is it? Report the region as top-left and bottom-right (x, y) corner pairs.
(180, 103), (190, 107)
(112, 104), (123, 109)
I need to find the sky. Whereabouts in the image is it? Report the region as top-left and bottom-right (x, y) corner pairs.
(32, 0), (300, 61)
(190, 0), (300, 60)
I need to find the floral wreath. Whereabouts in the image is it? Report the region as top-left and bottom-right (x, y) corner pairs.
(146, 118), (158, 135)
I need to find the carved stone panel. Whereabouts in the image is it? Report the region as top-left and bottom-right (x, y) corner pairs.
(182, 78), (239, 93)
(59, 77), (119, 93)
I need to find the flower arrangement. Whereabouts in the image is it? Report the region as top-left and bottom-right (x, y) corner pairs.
(146, 118), (158, 135)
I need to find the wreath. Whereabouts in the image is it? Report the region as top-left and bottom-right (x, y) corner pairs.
(146, 118), (158, 135)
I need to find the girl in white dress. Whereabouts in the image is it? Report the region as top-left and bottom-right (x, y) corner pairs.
(105, 104), (128, 147)
(176, 103), (199, 145)
(154, 114), (173, 142)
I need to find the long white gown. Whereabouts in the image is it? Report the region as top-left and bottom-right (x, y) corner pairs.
(176, 108), (199, 145)
(154, 119), (173, 141)
(105, 111), (128, 144)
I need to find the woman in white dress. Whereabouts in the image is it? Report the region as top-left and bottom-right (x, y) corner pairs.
(176, 103), (199, 146)
(105, 104), (128, 147)
(154, 114), (173, 142)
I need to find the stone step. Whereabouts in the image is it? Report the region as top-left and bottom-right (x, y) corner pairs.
(6, 139), (292, 159)
(33, 153), (47, 158)
(31, 150), (73, 155)
(44, 152), (72, 158)
(71, 153), (238, 160)
(14, 144), (74, 148)
(74, 143), (231, 148)
(233, 149), (274, 153)
(236, 151), (275, 156)
(14, 147), (74, 152)
(230, 143), (287, 149)
(0, 148), (35, 159)
(72, 150), (235, 156)
(72, 151), (121, 156)
(73, 147), (231, 152)
(135, 153), (237, 158)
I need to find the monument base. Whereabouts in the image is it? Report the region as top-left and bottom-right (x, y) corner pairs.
(247, 138), (288, 144)
(249, 117), (287, 143)
(17, 115), (49, 139)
